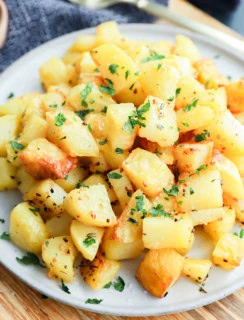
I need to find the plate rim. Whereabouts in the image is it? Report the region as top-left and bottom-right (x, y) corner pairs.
(0, 23), (244, 316)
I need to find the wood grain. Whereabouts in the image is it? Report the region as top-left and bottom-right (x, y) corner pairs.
(1, 0), (244, 319)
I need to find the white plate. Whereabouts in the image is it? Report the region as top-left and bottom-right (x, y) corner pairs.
(0, 24), (244, 317)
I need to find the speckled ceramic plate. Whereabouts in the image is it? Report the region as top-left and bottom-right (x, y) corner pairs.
(0, 24), (243, 316)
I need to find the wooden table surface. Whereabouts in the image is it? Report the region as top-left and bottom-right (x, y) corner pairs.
(1, 1), (244, 319)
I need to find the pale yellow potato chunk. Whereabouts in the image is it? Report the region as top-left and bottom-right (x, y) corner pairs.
(0, 158), (17, 191)
(100, 143), (129, 170)
(6, 141), (23, 167)
(114, 80), (147, 107)
(20, 113), (47, 145)
(45, 213), (72, 237)
(211, 149), (244, 200)
(175, 233), (195, 256)
(85, 113), (106, 140)
(136, 248), (184, 298)
(191, 207), (228, 226)
(91, 44), (138, 94)
(212, 233), (244, 270)
(10, 202), (48, 254)
(174, 141), (213, 173)
(182, 258), (212, 283)
(122, 148), (174, 198)
(196, 87), (227, 114)
(227, 154), (244, 177)
(143, 213), (193, 249)
(105, 103), (138, 151)
(63, 184), (117, 227)
(226, 80), (244, 113)
(46, 110), (99, 158)
(80, 252), (121, 290)
(0, 96), (27, 116)
(68, 34), (96, 53)
(173, 35), (200, 63)
(102, 227), (144, 261)
(177, 166), (223, 211)
(15, 166), (37, 195)
(70, 220), (104, 261)
(42, 236), (78, 282)
(223, 193), (244, 225)
(203, 207), (235, 243)
(138, 96), (178, 147)
(0, 114), (20, 156)
(89, 151), (110, 173)
(95, 21), (123, 46)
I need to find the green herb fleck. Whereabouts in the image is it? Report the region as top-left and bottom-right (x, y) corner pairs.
(7, 92), (15, 99)
(55, 112), (66, 127)
(10, 141), (24, 152)
(107, 172), (122, 179)
(113, 276), (125, 292)
(181, 122), (189, 127)
(194, 129), (210, 142)
(167, 96), (174, 102)
(123, 100), (150, 134)
(87, 124), (92, 132)
(104, 282), (112, 289)
(49, 104), (58, 108)
(233, 229), (244, 239)
(75, 109), (94, 120)
(115, 148), (123, 154)
(157, 63), (162, 70)
(183, 99), (199, 112)
(195, 165), (207, 175)
(189, 188), (194, 195)
(142, 51), (165, 63)
(80, 82), (93, 107)
(83, 233), (96, 247)
(16, 252), (45, 268)
(29, 207), (40, 215)
(76, 182), (88, 189)
(109, 64), (119, 75)
(149, 204), (172, 218)
(101, 106), (107, 113)
(85, 298), (103, 304)
(176, 88), (181, 96)
(99, 138), (108, 145)
(125, 70), (130, 80)
(61, 279), (71, 294)
(0, 232), (10, 240)
(100, 78), (115, 96)
(131, 195), (147, 219)
(163, 185), (179, 197)
(127, 217), (138, 225)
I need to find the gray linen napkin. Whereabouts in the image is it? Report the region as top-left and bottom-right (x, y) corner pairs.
(0, 0), (168, 72)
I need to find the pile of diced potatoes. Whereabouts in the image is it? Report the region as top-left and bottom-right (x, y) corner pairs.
(1, 21), (244, 298)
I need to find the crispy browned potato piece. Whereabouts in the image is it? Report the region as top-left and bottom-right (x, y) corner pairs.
(20, 138), (77, 179)
(225, 80), (244, 113)
(136, 248), (184, 298)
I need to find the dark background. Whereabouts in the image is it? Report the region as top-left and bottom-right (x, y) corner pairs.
(189, 0), (244, 35)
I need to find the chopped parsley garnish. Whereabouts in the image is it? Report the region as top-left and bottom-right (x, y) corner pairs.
(61, 280), (71, 294)
(189, 188), (195, 195)
(163, 185), (179, 197)
(123, 100), (150, 134)
(49, 104), (58, 108)
(85, 298), (103, 304)
(99, 138), (108, 145)
(176, 88), (181, 96)
(129, 83), (135, 91)
(157, 63), (162, 70)
(94, 68), (99, 73)
(7, 92), (15, 99)
(149, 204), (172, 218)
(16, 252), (45, 268)
(0, 232), (10, 240)
(131, 195), (147, 219)
(115, 148), (123, 154)
(194, 129), (210, 142)
(0, 219), (5, 223)
(181, 122), (189, 127)
(183, 99), (199, 112)
(64, 175), (69, 180)
(109, 64), (119, 75)
(101, 106), (107, 113)
(29, 207), (40, 215)
(141, 50), (165, 63)
(100, 78), (115, 96)
(83, 233), (96, 247)
(199, 287), (207, 293)
(233, 229), (244, 239)
(167, 96), (174, 102)
(80, 82), (93, 107)
(127, 217), (138, 225)
(113, 276), (125, 292)
(104, 281), (112, 289)
(134, 71), (140, 76)
(87, 124), (92, 132)
(125, 70), (130, 80)
(75, 109), (94, 120)
(154, 148), (162, 155)
(195, 165), (207, 175)
(10, 141), (24, 152)
(55, 112), (66, 127)
(178, 179), (185, 184)
(107, 172), (122, 179)
(76, 182), (88, 189)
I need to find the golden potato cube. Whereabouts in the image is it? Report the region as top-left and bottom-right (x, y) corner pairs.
(62, 51), (82, 65)
(42, 91), (68, 113)
(101, 227), (144, 260)
(223, 193), (244, 225)
(0, 114), (20, 156)
(175, 76), (204, 110)
(105, 103), (138, 151)
(175, 233), (195, 256)
(91, 44), (138, 94)
(10, 202), (48, 254)
(100, 143), (129, 170)
(48, 84), (71, 98)
(6, 141), (23, 167)
(203, 207), (235, 243)
(0, 96), (27, 116)
(63, 184), (117, 227)
(211, 149), (244, 200)
(138, 96), (179, 148)
(15, 166), (37, 195)
(177, 167), (223, 211)
(173, 35), (200, 63)
(85, 113), (106, 140)
(139, 139), (175, 165)
(42, 236), (78, 282)
(95, 21), (122, 46)
(191, 207), (227, 226)
(225, 80), (244, 113)
(113, 190), (151, 243)
(68, 34), (96, 53)
(107, 169), (134, 210)
(212, 233), (244, 270)
(227, 154), (244, 177)
(114, 80), (147, 107)
(20, 138), (77, 180)
(195, 58), (229, 89)
(140, 62), (179, 102)
(80, 252), (121, 290)
(0, 158), (17, 191)
(177, 106), (214, 133)
(55, 163), (89, 193)
(74, 52), (97, 74)
(174, 141), (213, 173)
(24, 179), (67, 219)
(46, 110), (99, 158)
(182, 258), (212, 283)
(150, 190), (177, 214)
(39, 57), (68, 90)
(136, 248), (184, 298)
(122, 148), (174, 198)
(89, 151), (110, 173)
(70, 220), (104, 261)
(20, 113), (47, 145)
(83, 173), (117, 203)
(196, 87), (227, 114)
(45, 213), (72, 237)
(163, 55), (194, 78)
(143, 213), (193, 249)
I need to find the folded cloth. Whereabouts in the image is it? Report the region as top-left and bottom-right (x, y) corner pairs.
(0, 0), (168, 72)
